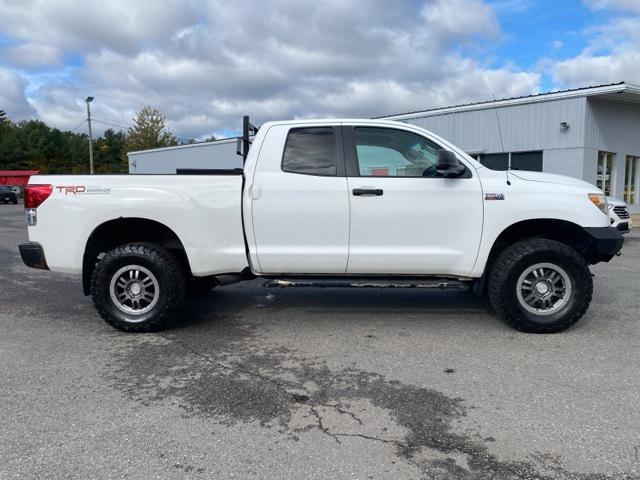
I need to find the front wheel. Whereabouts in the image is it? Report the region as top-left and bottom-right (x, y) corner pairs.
(487, 239), (593, 333)
(90, 243), (186, 332)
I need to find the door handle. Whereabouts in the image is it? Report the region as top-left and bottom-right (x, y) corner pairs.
(352, 188), (383, 196)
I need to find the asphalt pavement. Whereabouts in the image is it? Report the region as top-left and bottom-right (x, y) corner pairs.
(1, 203), (639, 479)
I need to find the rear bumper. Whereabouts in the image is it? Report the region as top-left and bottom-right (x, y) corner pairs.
(19, 242), (49, 270)
(583, 227), (624, 263)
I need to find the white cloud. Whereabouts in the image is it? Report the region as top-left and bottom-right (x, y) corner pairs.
(1, 44), (62, 69)
(553, 51), (640, 87)
(488, 0), (534, 13)
(0, 69), (37, 120)
(0, 0), (200, 55)
(421, 0), (500, 41)
(584, 0), (640, 13)
(0, 0), (542, 138)
(550, 6), (640, 87)
(549, 40), (564, 51)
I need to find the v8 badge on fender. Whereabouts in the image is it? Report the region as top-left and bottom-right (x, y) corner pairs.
(485, 193), (505, 200)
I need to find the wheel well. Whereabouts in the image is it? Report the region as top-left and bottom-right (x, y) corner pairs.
(82, 218), (189, 295)
(475, 219), (593, 296)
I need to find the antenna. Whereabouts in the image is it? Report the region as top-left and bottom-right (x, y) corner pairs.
(488, 87), (505, 154)
(485, 79), (511, 185)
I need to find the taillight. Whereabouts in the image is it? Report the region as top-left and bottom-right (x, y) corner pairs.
(24, 184), (53, 209)
(24, 184), (52, 227)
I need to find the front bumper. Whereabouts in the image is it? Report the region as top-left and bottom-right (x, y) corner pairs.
(616, 222), (630, 234)
(583, 227), (624, 263)
(19, 242), (49, 270)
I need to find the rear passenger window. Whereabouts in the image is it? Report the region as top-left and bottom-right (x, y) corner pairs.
(282, 127), (336, 176)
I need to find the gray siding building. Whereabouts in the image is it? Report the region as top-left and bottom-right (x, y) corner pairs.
(128, 137), (243, 174)
(129, 82), (640, 211)
(384, 82), (640, 210)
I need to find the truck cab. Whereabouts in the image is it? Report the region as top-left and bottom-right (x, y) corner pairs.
(245, 120), (482, 276)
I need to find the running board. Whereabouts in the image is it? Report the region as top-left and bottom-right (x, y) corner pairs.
(263, 279), (470, 290)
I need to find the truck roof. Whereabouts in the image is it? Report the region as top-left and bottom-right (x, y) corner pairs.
(260, 118), (410, 128)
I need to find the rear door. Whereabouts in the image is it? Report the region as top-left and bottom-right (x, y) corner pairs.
(344, 125), (483, 276)
(250, 123), (350, 274)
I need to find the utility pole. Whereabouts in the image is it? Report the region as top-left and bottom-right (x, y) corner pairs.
(86, 96), (94, 174)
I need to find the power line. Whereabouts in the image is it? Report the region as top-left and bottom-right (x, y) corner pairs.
(68, 119), (87, 133)
(92, 113), (130, 127)
(92, 118), (130, 130)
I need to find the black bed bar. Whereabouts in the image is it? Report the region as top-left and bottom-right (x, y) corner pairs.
(237, 115), (259, 164)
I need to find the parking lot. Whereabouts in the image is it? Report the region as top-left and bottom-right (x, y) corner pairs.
(1, 202), (639, 479)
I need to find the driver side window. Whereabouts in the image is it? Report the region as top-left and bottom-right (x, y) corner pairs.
(354, 127), (443, 177)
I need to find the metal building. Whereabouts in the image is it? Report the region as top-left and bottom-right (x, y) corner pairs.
(128, 137), (243, 174)
(128, 82), (640, 210)
(384, 82), (640, 209)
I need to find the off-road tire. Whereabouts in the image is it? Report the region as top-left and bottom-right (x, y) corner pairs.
(91, 243), (186, 332)
(487, 239), (592, 333)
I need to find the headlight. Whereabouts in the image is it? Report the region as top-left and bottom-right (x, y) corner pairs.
(588, 193), (608, 215)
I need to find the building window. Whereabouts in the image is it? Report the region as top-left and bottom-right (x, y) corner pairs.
(282, 127), (336, 176)
(510, 151), (543, 172)
(478, 153), (509, 171)
(624, 155), (638, 204)
(597, 151), (614, 196)
(476, 151), (542, 172)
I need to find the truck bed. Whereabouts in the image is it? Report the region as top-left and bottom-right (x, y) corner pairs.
(27, 174), (248, 276)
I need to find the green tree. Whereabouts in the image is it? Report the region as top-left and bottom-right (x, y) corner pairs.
(95, 129), (126, 173)
(0, 119), (24, 170)
(67, 132), (90, 174)
(0, 117), (127, 174)
(19, 120), (51, 172)
(122, 107), (177, 160)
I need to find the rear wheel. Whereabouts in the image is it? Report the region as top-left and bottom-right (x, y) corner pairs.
(487, 239), (592, 333)
(91, 243), (186, 332)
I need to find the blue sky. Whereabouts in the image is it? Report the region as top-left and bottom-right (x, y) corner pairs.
(488, 0), (602, 89)
(0, 0), (638, 139)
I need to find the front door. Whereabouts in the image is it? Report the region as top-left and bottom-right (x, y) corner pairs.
(344, 125), (483, 276)
(250, 124), (350, 274)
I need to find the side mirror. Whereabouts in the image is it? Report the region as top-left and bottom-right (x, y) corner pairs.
(435, 150), (466, 177)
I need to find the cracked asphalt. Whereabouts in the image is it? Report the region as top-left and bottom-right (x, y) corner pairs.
(1, 203), (640, 479)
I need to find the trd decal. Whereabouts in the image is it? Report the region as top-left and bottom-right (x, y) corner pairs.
(485, 193), (505, 200)
(56, 185), (111, 195)
(56, 185), (85, 195)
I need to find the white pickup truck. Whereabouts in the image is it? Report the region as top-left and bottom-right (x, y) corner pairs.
(20, 117), (623, 333)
